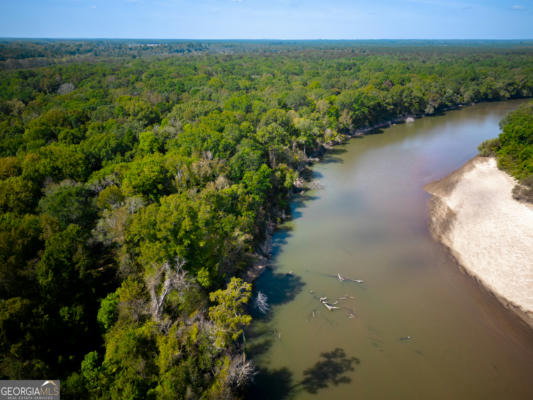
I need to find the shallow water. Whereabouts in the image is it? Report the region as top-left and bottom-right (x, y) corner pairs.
(247, 100), (533, 400)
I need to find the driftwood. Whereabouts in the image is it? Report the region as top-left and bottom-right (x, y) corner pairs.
(319, 296), (340, 311)
(254, 291), (270, 314)
(322, 302), (340, 311)
(337, 273), (364, 283)
(310, 291), (356, 318)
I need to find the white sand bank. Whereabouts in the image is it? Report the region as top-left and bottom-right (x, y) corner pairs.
(425, 157), (533, 329)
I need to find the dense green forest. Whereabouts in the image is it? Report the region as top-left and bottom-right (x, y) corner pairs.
(479, 100), (533, 202)
(2, 39), (532, 70)
(1, 40), (532, 399)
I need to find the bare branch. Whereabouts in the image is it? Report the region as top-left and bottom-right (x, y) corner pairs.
(254, 291), (270, 314)
(148, 257), (188, 322)
(227, 356), (256, 387)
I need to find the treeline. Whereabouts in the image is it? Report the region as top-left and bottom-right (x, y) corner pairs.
(479, 101), (533, 202)
(1, 43), (533, 399)
(2, 39), (533, 70)
(0, 39), (216, 69)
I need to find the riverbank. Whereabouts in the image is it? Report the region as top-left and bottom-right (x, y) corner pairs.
(246, 102), (529, 283)
(425, 156), (533, 329)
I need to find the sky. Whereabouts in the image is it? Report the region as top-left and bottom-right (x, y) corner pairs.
(0, 0), (532, 39)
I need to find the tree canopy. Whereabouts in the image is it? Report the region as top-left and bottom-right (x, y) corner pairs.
(1, 40), (532, 398)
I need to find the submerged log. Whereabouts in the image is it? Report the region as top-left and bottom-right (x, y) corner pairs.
(344, 308), (356, 319)
(322, 302), (340, 311)
(336, 273), (364, 283)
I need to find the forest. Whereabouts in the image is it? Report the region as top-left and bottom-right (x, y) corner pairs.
(479, 100), (533, 202)
(0, 40), (532, 399)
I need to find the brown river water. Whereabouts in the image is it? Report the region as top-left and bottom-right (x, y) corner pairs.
(245, 99), (533, 400)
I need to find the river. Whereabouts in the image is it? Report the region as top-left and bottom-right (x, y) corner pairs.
(246, 99), (533, 400)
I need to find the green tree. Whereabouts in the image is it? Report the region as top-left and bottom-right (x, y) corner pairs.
(38, 180), (96, 229)
(208, 278), (252, 349)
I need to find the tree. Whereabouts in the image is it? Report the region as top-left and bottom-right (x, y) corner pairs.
(208, 278), (252, 349)
(97, 292), (119, 331)
(2, 40), (533, 399)
(0, 176), (36, 213)
(38, 180), (96, 230)
(122, 154), (169, 200)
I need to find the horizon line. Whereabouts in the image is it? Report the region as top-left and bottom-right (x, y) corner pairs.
(2, 37), (533, 41)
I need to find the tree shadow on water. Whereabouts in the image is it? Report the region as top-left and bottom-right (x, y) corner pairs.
(254, 266), (305, 308)
(244, 323), (274, 358)
(321, 146), (348, 163)
(321, 154), (344, 164)
(245, 267), (305, 356)
(364, 127), (385, 135)
(246, 338), (272, 359)
(290, 194), (319, 219)
(244, 367), (295, 400)
(299, 348), (360, 394)
(244, 348), (359, 399)
(271, 229), (293, 255)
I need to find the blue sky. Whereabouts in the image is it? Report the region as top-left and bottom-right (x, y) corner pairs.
(0, 0), (532, 39)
